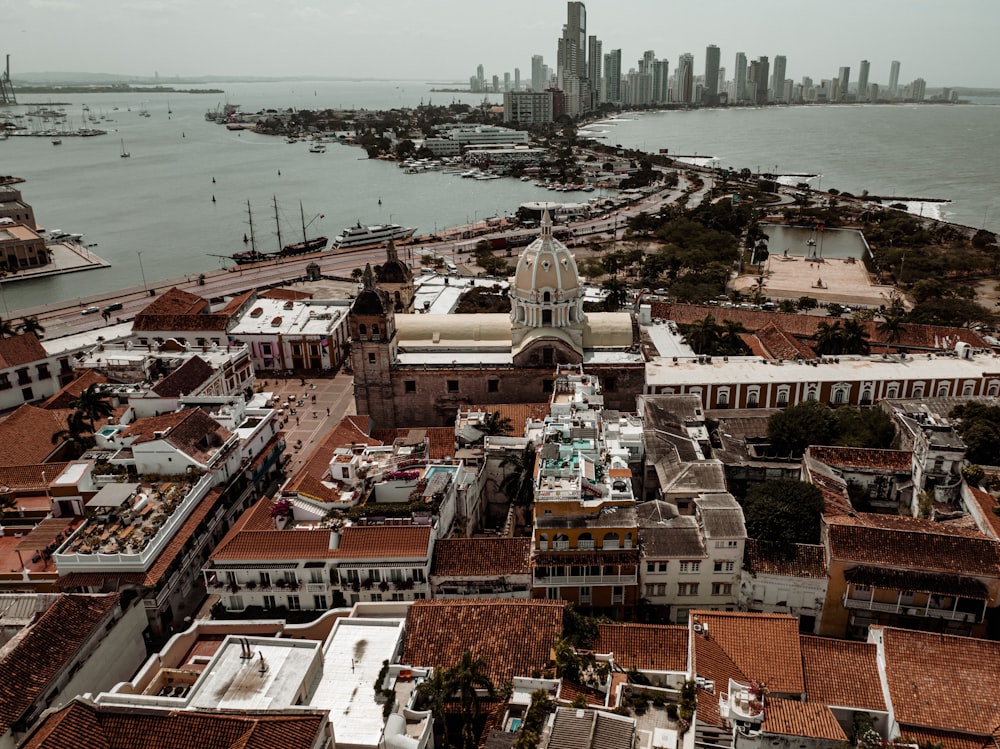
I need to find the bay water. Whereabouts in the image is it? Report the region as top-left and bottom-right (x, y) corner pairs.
(1, 80), (997, 314)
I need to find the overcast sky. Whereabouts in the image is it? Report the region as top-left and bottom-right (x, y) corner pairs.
(5, 0), (998, 88)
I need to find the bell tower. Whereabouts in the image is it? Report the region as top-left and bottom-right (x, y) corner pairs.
(349, 264), (398, 427)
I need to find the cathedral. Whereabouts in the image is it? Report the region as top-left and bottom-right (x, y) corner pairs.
(349, 212), (646, 428)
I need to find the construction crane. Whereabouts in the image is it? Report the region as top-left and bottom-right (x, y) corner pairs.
(0, 55), (16, 106)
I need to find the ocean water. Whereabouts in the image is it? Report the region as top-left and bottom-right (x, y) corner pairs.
(1, 80), (997, 313)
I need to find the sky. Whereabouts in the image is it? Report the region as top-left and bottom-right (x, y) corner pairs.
(3, 0), (999, 88)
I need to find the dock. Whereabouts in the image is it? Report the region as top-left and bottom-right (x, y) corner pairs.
(0, 241), (110, 285)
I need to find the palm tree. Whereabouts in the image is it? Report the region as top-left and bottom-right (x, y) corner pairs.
(414, 667), (450, 745)
(681, 314), (721, 355)
(71, 384), (115, 431)
(719, 319), (749, 356)
(18, 316), (45, 339)
(877, 310), (906, 354)
(814, 320), (844, 356)
(448, 650), (495, 742)
(0, 318), (16, 339)
(841, 318), (871, 355)
(51, 412), (96, 459)
(499, 444), (537, 508)
(601, 277), (629, 311)
(479, 411), (513, 438)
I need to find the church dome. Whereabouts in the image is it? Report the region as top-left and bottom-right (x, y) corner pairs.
(377, 259), (412, 284)
(512, 210), (580, 300)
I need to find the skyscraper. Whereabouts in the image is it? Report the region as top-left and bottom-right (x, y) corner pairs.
(675, 53), (694, 104)
(531, 55), (545, 91)
(604, 49), (622, 104)
(734, 52), (747, 103)
(652, 59), (670, 104)
(514, 68), (520, 91)
(771, 55), (787, 102)
(562, 2), (587, 81)
(837, 66), (850, 102)
(857, 59), (870, 102)
(588, 35), (602, 102)
(704, 44), (720, 103)
(754, 56), (769, 105)
(477, 64), (485, 93)
(888, 60), (901, 99)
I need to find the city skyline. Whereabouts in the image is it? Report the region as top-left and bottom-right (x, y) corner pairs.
(3, 0), (999, 89)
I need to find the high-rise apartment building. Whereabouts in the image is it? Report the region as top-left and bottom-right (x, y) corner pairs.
(588, 35), (602, 102)
(566, 2), (587, 79)
(910, 77), (926, 101)
(888, 60), (901, 99)
(754, 56), (769, 105)
(704, 44), (720, 103)
(675, 53), (694, 104)
(531, 55), (545, 91)
(477, 64), (485, 93)
(558, 2), (589, 116)
(771, 55), (787, 102)
(514, 68), (520, 92)
(837, 66), (850, 102)
(857, 59), (870, 102)
(734, 52), (747, 102)
(504, 72), (511, 92)
(652, 59), (670, 104)
(604, 49), (622, 104)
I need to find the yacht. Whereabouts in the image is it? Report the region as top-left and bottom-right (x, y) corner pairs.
(332, 222), (416, 249)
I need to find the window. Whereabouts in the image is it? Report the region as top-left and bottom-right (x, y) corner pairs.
(658, 562), (668, 572)
(370, 593), (382, 602)
(647, 562), (656, 573)
(368, 352), (376, 364)
(747, 390), (759, 408)
(263, 595), (276, 609)
(715, 540), (739, 548)
(678, 582), (699, 596)
(0, 373), (9, 390)
(712, 583), (733, 596)
(679, 561), (701, 574)
(287, 595), (300, 610)
(912, 384), (924, 398)
(261, 343), (272, 355)
(886, 384), (899, 399)
(936, 382), (950, 397)
(488, 379), (499, 393)
(645, 583), (656, 596)
(542, 309), (553, 325)
(392, 593), (405, 601)
(776, 387), (789, 406)
(259, 572), (271, 587)
(580, 586), (592, 604)
(371, 324), (379, 337)
(283, 571), (297, 584)
(546, 587), (560, 600)
(359, 324), (367, 336)
(405, 380), (417, 393)
(16, 368), (31, 385)
(716, 389), (730, 407)
(314, 595), (328, 609)
(714, 560), (735, 573)
(310, 569), (325, 584)
(447, 380), (459, 392)
(412, 569), (425, 582)
(36, 364), (50, 380)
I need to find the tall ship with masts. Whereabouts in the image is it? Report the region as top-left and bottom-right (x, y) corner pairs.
(225, 199), (327, 265)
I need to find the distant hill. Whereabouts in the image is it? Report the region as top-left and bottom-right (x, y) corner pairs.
(12, 72), (435, 85)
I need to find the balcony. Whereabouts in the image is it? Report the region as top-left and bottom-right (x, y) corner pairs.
(306, 583), (327, 593)
(533, 572), (636, 587)
(719, 679), (764, 724)
(843, 594), (980, 623)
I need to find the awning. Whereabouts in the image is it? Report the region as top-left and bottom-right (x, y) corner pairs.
(845, 566), (989, 600)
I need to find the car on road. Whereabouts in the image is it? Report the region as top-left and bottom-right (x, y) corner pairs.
(103, 302), (124, 313)
(81, 306), (100, 315)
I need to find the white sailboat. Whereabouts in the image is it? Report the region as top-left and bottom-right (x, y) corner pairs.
(120, 139), (130, 159)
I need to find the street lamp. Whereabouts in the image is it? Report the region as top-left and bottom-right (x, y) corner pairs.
(137, 251), (148, 295)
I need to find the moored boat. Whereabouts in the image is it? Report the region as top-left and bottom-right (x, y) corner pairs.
(332, 222), (416, 249)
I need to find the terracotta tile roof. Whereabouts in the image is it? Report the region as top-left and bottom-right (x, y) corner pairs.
(660, 303), (990, 351)
(800, 636), (885, 711)
(693, 635), (746, 728)
(132, 287), (230, 333)
(803, 464), (856, 517)
(0, 332), (47, 369)
(119, 409), (232, 465)
(21, 699), (328, 749)
(763, 698), (846, 742)
(826, 517), (1000, 577)
(41, 370), (109, 410)
(151, 355), (215, 397)
(744, 540), (827, 579)
(879, 626), (1000, 738)
(968, 487), (1000, 539)
(0, 405), (71, 467)
(807, 445), (912, 472)
(592, 623), (688, 672)
(0, 594), (120, 735)
(260, 288), (314, 301)
(136, 287), (208, 317)
(401, 599), (564, 684)
(334, 525), (432, 560)
(557, 679), (605, 706)
(0, 462), (69, 490)
(833, 511), (988, 537)
(895, 727), (991, 749)
(283, 415), (379, 499)
(370, 427), (456, 460)
(691, 611), (805, 694)
(217, 289), (256, 315)
(210, 497), (339, 562)
(754, 321), (816, 361)
(467, 403), (553, 433)
(431, 537), (531, 577)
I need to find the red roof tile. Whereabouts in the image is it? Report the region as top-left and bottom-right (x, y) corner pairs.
(592, 623), (688, 672)
(0, 405), (72, 467)
(807, 445), (912, 472)
(800, 636), (885, 711)
(210, 497), (337, 561)
(763, 698), (846, 742)
(132, 287), (230, 333)
(41, 370), (109, 410)
(693, 635), (746, 728)
(334, 525), (432, 560)
(691, 611), (805, 695)
(21, 699), (328, 749)
(150, 356), (215, 397)
(0, 594), (120, 735)
(0, 332), (47, 369)
(754, 321), (816, 361)
(260, 288), (314, 301)
(119, 409), (232, 465)
(283, 415), (380, 500)
(401, 599), (565, 684)
(880, 626), (1000, 738)
(744, 540), (827, 579)
(371, 427), (456, 460)
(968, 486), (1000, 539)
(431, 537), (531, 577)
(826, 518), (1000, 577)
(0, 462), (70, 490)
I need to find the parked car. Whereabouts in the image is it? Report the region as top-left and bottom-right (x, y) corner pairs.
(81, 306), (100, 315)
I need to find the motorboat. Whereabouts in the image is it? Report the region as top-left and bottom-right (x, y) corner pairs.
(332, 222), (416, 249)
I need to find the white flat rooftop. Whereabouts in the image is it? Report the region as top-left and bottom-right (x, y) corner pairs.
(643, 320), (696, 359)
(310, 617), (406, 748)
(396, 352), (514, 365)
(230, 297), (345, 336)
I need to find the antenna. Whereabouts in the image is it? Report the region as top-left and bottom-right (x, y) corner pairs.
(258, 651), (269, 675)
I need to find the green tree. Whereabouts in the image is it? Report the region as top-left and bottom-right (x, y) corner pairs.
(949, 402), (1000, 465)
(681, 314), (722, 355)
(907, 298), (993, 329)
(448, 650), (496, 736)
(51, 411), (96, 459)
(0, 318), (16, 339)
(832, 406), (895, 449)
(742, 480), (825, 547)
(479, 411), (513, 438)
(18, 316), (45, 339)
(414, 667), (450, 746)
(877, 309), (906, 354)
(500, 444), (537, 507)
(601, 277), (629, 311)
(767, 400), (838, 456)
(840, 319), (871, 355)
(71, 384), (116, 432)
(814, 320), (844, 355)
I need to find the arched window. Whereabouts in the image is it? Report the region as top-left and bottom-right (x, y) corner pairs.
(577, 532), (594, 550)
(860, 389), (872, 405)
(543, 291), (551, 303)
(936, 382), (950, 397)
(776, 387), (790, 407)
(989, 382), (1000, 397)
(371, 324), (379, 337)
(603, 532), (620, 549)
(962, 381), (976, 396)
(358, 324), (367, 336)
(538, 533), (549, 550)
(553, 533), (570, 550)
(747, 389), (760, 408)
(716, 389), (730, 408)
